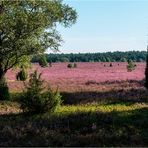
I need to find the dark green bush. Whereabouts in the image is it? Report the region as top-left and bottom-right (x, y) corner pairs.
(0, 77), (10, 100)
(109, 63), (113, 67)
(126, 60), (136, 72)
(67, 63), (73, 68)
(39, 55), (48, 67)
(67, 63), (77, 68)
(16, 68), (28, 81)
(20, 70), (62, 114)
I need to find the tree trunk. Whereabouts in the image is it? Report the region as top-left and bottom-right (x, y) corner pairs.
(0, 66), (9, 100)
(0, 67), (5, 82)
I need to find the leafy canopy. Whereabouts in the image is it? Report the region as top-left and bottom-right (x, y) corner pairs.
(0, 0), (77, 72)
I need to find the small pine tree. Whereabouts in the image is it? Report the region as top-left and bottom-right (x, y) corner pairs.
(109, 63), (113, 67)
(67, 63), (73, 68)
(20, 70), (62, 113)
(127, 60), (136, 72)
(67, 63), (77, 68)
(16, 67), (28, 81)
(39, 55), (48, 67)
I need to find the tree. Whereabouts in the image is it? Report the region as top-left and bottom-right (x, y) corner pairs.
(20, 70), (62, 113)
(121, 57), (127, 62)
(39, 55), (48, 67)
(0, 0), (77, 99)
(126, 60), (136, 72)
(106, 57), (111, 62)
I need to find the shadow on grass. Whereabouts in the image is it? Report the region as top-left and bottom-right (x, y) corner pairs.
(10, 79), (148, 105)
(85, 79), (145, 86)
(61, 88), (148, 105)
(0, 106), (147, 147)
(11, 88), (148, 105)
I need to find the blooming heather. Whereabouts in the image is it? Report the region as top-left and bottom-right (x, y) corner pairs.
(6, 62), (145, 92)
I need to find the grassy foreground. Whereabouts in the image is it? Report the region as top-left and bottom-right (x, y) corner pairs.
(0, 100), (148, 147)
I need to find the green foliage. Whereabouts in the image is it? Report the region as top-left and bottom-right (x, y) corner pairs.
(0, 0), (77, 83)
(61, 57), (69, 62)
(39, 55), (48, 67)
(106, 57), (111, 62)
(16, 67), (28, 81)
(121, 58), (127, 62)
(0, 0), (77, 100)
(20, 70), (62, 114)
(13, 56), (31, 69)
(126, 60), (136, 72)
(0, 77), (10, 100)
(67, 63), (77, 68)
(33, 51), (147, 63)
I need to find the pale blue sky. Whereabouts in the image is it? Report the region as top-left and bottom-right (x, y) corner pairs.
(56, 0), (148, 53)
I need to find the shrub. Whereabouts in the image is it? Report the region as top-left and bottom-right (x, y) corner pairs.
(109, 63), (113, 67)
(126, 60), (136, 72)
(67, 63), (73, 68)
(20, 70), (62, 114)
(74, 63), (77, 68)
(0, 77), (10, 100)
(16, 68), (28, 81)
(67, 63), (77, 68)
(39, 55), (48, 67)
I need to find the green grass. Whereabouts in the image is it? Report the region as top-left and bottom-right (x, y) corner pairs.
(0, 100), (147, 147)
(58, 102), (147, 115)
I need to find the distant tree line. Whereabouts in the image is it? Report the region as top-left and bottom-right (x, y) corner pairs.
(31, 51), (147, 63)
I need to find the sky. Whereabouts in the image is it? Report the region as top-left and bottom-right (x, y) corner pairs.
(55, 0), (148, 53)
